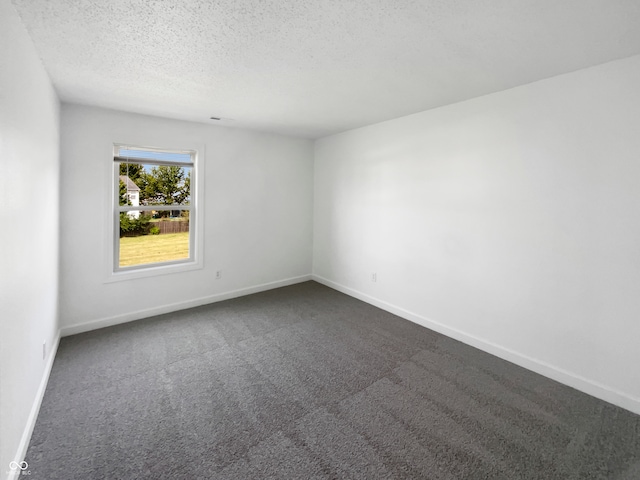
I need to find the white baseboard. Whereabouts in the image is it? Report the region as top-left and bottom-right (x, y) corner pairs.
(8, 331), (61, 480)
(60, 274), (313, 337)
(312, 274), (640, 416)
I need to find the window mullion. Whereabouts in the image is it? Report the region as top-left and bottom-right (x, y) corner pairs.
(117, 205), (192, 212)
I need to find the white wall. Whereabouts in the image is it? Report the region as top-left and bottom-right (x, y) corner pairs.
(59, 105), (313, 332)
(0, 0), (60, 475)
(313, 54), (640, 414)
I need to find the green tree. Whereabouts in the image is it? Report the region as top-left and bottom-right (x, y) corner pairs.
(119, 180), (132, 206)
(119, 212), (151, 237)
(183, 170), (191, 203)
(119, 163), (144, 183)
(142, 166), (190, 216)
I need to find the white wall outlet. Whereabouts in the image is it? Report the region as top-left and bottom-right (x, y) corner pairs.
(215, 270), (222, 280)
(371, 272), (377, 282)
(42, 341), (46, 360)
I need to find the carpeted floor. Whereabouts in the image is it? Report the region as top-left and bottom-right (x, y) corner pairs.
(26, 281), (640, 479)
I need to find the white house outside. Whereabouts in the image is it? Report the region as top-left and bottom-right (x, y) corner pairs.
(119, 175), (140, 219)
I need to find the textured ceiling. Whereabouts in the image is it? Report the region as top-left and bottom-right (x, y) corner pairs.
(11, 0), (640, 138)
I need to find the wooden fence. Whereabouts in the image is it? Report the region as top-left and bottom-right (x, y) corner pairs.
(153, 220), (189, 234)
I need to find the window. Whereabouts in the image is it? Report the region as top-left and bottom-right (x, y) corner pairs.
(112, 144), (200, 275)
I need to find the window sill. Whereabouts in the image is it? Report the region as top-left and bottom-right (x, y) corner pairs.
(104, 259), (203, 283)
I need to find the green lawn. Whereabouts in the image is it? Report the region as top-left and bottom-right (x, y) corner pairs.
(119, 232), (189, 267)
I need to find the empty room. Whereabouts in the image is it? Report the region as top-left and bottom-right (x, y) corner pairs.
(1, 0), (639, 478)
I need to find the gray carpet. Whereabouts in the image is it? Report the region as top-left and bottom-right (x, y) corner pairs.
(26, 281), (640, 479)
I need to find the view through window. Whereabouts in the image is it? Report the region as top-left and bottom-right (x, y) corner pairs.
(114, 145), (195, 270)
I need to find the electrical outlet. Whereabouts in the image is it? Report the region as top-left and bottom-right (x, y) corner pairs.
(215, 270), (222, 280)
(371, 272), (377, 283)
(42, 341), (46, 360)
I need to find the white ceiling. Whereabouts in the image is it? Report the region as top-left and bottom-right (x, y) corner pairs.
(11, 0), (640, 139)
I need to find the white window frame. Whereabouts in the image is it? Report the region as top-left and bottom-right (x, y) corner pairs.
(105, 143), (204, 282)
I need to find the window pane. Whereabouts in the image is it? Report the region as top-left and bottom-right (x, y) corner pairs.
(119, 211), (190, 267)
(118, 162), (191, 207)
